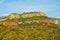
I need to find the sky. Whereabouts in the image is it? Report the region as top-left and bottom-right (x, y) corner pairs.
(0, 0), (60, 18)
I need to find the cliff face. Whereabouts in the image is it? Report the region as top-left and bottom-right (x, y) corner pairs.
(0, 19), (58, 26)
(0, 12), (59, 26)
(9, 13), (21, 19)
(8, 12), (46, 19)
(21, 12), (46, 18)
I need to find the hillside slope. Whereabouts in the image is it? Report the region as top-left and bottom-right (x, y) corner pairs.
(0, 23), (59, 40)
(0, 12), (59, 40)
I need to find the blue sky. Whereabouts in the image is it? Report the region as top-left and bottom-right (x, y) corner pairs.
(0, 0), (60, 18)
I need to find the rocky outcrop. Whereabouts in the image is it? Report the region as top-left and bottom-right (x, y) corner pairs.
(8, 12), (46, 19)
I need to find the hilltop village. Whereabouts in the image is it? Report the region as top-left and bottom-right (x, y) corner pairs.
(0, 12), (58, 26)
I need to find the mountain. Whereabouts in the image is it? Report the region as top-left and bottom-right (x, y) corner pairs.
(8, 12), (47, 19)
(0, 12), (59, 26)
(0, 12), (48, 21)
(0, 12), (59, 25)
(0, 12), (59, 40)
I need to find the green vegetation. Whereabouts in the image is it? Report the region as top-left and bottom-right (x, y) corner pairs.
(4, 16), (51, 22)
(0, 23), (59, 40)
(0, 12), (47, 21)
(0, 12), (59, 40)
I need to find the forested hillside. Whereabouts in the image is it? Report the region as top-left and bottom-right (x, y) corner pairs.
(0, 23), (59, 40)
(0, 12), (59, 40)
